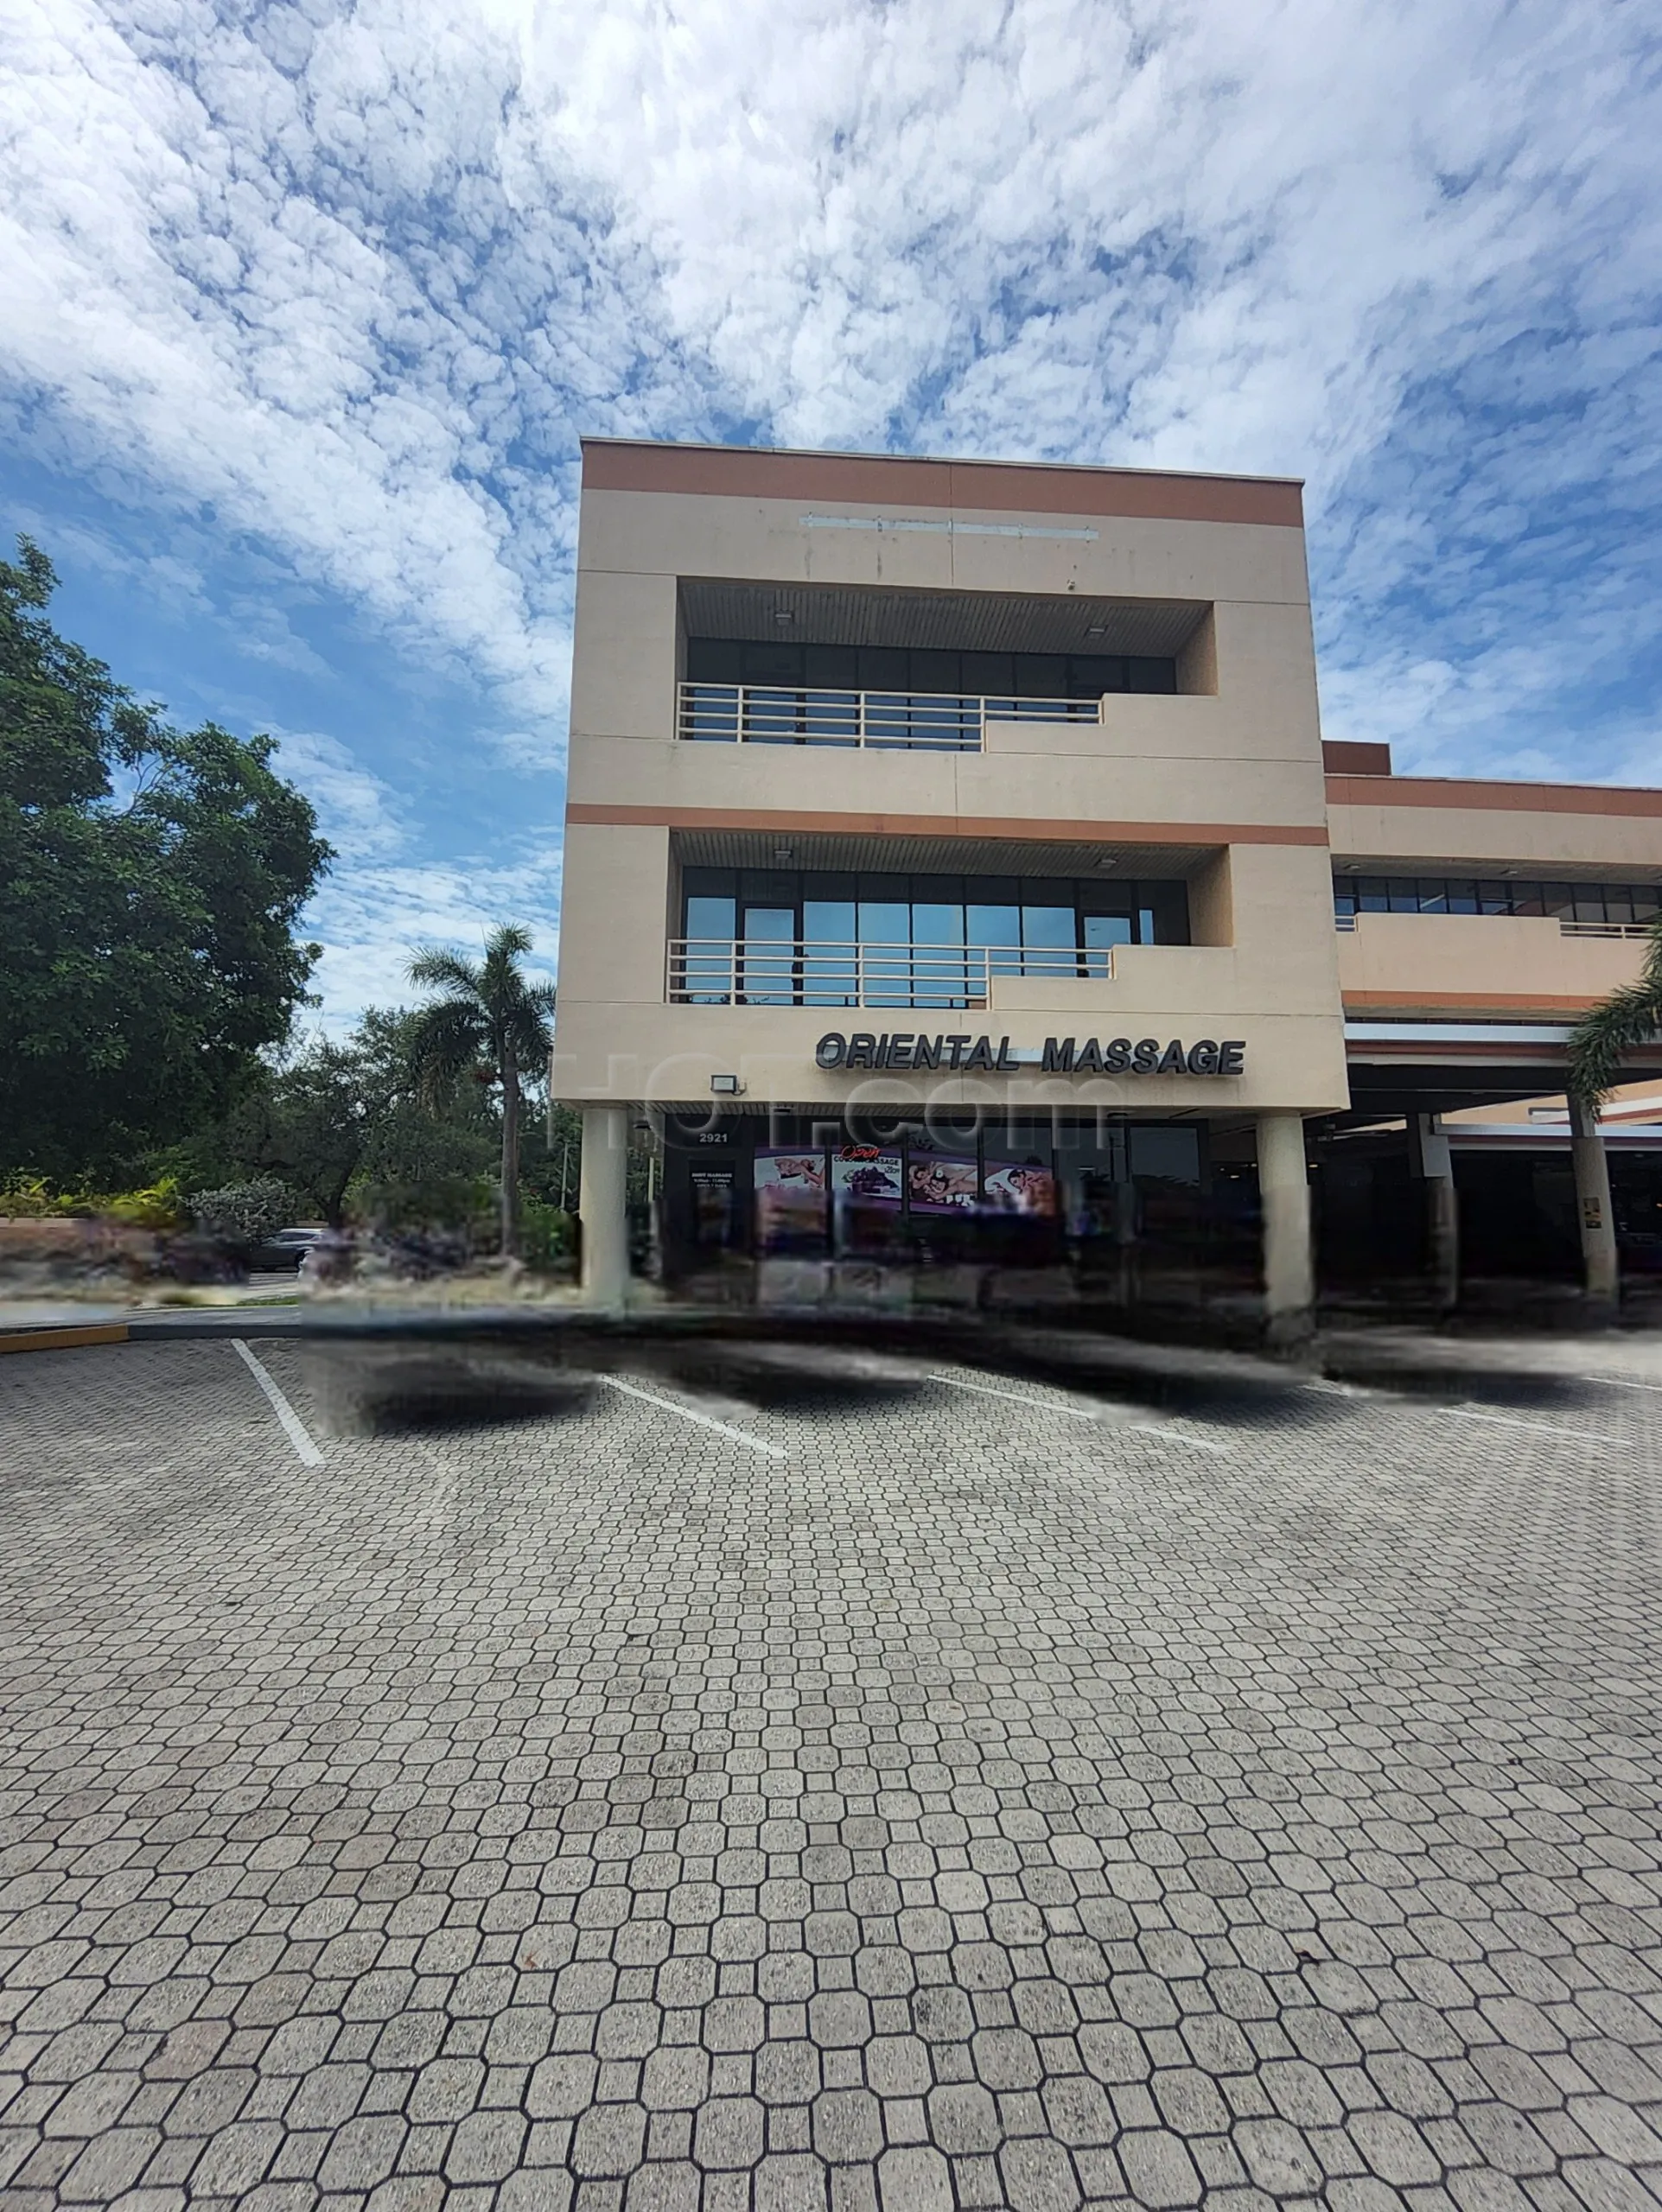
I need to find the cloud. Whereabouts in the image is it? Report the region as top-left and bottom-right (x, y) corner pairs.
(3, 0), (1659, 885)
(302, 842), (564, 1036)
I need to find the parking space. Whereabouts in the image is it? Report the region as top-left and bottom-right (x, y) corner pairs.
(1, 1334), (1659, 2211)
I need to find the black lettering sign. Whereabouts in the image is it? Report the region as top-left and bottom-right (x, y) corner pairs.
(813, 1032), (1250, 1076)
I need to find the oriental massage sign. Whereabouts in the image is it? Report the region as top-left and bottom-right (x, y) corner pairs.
(813, 1032), (1247, 1076)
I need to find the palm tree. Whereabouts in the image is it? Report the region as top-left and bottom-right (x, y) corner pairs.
(1568, 912), (1662, 1105)
(406, 924), (555, 1259)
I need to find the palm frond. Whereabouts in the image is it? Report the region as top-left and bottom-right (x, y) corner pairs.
(1568, 917), (1662, 1103)
(404, 998), (487, 1102)
(407, 944), (483, 1000)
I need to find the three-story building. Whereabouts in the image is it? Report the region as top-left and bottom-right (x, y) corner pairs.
(552, 437), (1662, 1326)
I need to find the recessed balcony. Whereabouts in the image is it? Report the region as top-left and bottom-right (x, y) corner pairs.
(666, 938), (1114, 1009)
(1335, 911), (1650, 1014)
(676, 682), (1102, 753)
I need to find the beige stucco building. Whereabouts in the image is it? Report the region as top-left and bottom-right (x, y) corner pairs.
(553, 438), (1662, 1325)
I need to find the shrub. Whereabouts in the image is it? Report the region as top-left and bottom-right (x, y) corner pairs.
(520, 1196), (575, 1272)
(188, 1177), (296, 1244)
(104, 1178), (188, 1230)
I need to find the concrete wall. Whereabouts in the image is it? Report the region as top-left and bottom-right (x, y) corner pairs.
(1336, 912), (1649, 1018)
(555, 443), (1347, 1116)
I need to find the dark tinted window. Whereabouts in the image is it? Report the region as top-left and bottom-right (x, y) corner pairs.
(685, 638), (1178, 697)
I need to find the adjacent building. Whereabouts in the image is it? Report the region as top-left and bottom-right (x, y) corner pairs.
(552, 438), (1662, 1325)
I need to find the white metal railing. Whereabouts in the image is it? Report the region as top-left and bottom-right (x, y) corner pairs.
(676, 681), (1101, 751)
(666, 938), (1114, 1007)
(1337, 912), (1654, 938)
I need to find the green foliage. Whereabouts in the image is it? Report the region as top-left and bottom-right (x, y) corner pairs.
(519, 1194), (575, 1272)
(1568, 914), (1662, 1103)
(406, 923), (556, 1256)
(188, 1177), (296, 1243)
(0, 537), (332, 1179)
(102, 1178), (188, 1230)
(0, 1168), (186, 1227)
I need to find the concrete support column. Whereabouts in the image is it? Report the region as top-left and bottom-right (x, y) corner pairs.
(578, 1104), (631, 1308)
(1258, 1111), (1314, 1346)
(1567, 1093), (1620, 1318)
(1408, 1111), (1460, 1311)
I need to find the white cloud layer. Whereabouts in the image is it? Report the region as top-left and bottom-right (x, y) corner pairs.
(3, 0), (1660, 1016)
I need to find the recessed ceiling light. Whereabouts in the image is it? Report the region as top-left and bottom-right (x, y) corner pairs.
(774, 609), (795, 623)
(1095, 856), (1117, 870)
(1086, 624), (1108, 638)
(774, 846), (794, 862)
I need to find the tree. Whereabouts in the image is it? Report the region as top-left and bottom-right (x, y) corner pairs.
(0, 537), (332, 1178)
(405, 925), (556, 1256)
(1568, 914), (1662, 1104)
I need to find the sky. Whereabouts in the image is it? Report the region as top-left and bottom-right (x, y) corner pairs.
(3, 0), (1660, 1031)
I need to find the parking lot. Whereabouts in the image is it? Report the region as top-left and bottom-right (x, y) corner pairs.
(2, 1331), (1660, 2212)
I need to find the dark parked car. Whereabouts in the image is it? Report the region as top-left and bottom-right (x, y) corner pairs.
(250, 1226), (326, 1271)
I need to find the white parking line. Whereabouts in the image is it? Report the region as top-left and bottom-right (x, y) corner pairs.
(232, 1338), (324, 1466)
(1450, 1404), (1621, 1446)
(927, 1371), (1229, 1453)
(601, 1376), (788, 1459)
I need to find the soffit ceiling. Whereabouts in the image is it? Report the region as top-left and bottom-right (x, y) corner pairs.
(678, 579), (1208, 658)
(672, 829), (1219, 878)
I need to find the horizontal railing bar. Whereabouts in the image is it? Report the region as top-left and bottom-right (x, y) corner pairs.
(675, 680), (1102, 752)
(1338, 914), (1655, 938)
(665, 936), (1116, 1007)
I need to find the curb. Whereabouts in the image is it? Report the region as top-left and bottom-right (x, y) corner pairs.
(0, 1321), (131, 1354)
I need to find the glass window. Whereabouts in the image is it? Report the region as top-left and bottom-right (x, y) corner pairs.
(1083, 912), (1132, 976)
(961, 652), (1014, 697)
(685, 894), (735, 939)
(803, 643), (859, 689)
(1603, 887), (1634, 925)
(685, 639), (742, 683)
(1334, 883), (1358, 918)
(740, 906), (795, 1005)
(1358, 878), (1389, 913)
(1015, 652), (1067, 698)
(1128, 658), (1177, 694)
(1477, 881), (1511, 914)
(857, 645), (908, 692)
(1067, 655), (1124, 697)
(742, 642), (804, 687)
(1021, 898), (1076, 978)
(1142, 882), (1191, 944)
(1542, 883), (1576, 919)
(1632, 886), (1660, 923)
(1573, 886), (1608, 924)
(681, 894), (736, 1002)
(1510, 882), (1545, 916)
(908, 649), (959, 695)
(802, 901), (856, 1007)
(1447, 881), (1478, 915)
(1417, 881), (1448, 913)
(967, 901), (1022, 979)
(1388, 880), (1419, 912)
